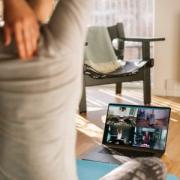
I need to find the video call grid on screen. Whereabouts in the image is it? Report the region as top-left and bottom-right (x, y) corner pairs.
(103, 104), (171, 151)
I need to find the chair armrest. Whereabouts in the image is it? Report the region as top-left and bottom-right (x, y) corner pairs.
(119, 37), (165, 62)
(120, 37), (165, 42)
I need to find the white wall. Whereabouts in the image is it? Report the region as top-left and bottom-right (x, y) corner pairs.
(153, 0), (180, 96)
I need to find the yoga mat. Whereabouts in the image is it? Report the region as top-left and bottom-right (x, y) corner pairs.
(77, 160), (179, 180)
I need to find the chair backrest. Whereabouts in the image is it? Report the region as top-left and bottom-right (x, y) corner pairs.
(108, 23), (125, 60)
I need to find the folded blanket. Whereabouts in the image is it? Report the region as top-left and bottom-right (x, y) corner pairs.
(84, 26), (121, 74)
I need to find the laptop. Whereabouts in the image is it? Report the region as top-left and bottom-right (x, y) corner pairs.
(81, 103), (171, 164)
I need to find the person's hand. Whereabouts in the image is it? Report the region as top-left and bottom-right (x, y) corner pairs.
(3, 0), (40, 60)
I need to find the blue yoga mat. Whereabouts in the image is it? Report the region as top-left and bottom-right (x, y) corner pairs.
(77, 160), (179, 180)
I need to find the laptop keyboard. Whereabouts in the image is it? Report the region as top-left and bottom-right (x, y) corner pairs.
(99, 147), (155, 157)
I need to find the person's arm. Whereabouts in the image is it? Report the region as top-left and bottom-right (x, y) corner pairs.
(28, 0), (54, 23)
(3, 0), (40, 60)
(3, 0), (54, 60)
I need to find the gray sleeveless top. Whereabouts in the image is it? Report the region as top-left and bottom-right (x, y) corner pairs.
(0, 0), (91, 179)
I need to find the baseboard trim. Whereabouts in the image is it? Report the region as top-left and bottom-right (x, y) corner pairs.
(152, 88), (180, 97)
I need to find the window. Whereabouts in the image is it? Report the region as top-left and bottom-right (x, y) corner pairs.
(90, 0), (154, 37)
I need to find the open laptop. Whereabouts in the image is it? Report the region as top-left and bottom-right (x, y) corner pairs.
(81, 103), (171, 164)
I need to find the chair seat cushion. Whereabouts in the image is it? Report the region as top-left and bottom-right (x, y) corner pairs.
(84, 60), (147, 79)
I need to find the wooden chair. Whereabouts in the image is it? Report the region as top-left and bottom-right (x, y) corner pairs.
(79, 23), (165, 113)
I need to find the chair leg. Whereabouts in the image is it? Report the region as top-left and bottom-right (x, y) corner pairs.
(79, 84), (87, 113)
(143, 69), (151, 105)
(116, 82), (122, 94)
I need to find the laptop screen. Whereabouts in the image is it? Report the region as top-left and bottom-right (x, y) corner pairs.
(102, 104), (171, 151)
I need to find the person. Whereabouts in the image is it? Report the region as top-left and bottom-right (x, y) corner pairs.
(149, 111), (155, 127)
(117, 127), (123, 140)
(0, 0), (91, 179)
(143, 132), (150, 146)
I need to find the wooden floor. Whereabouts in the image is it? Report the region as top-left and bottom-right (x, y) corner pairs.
(76, 85), (180, 178)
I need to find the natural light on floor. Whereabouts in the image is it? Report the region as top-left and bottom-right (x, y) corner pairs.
(77, 86), (179, 140)
(76, 114), (103, 142)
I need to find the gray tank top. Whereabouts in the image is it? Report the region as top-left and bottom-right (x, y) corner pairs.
(0, 0), (91, 179)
